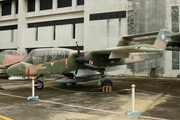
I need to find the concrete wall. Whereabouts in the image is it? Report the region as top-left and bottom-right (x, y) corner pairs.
(24, 23), (84, 47)
(84, 0), (127, 50)
(0, 30), (17, 49)
(75, 23), (84, 45)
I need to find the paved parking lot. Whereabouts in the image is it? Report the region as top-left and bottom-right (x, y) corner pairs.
(0, 76), (180, 120)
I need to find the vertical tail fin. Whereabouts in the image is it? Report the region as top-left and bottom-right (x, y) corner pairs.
(154, 29), (172, 50)
(117, 29), (172, 49)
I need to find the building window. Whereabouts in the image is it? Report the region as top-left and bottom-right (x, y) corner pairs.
(36, 27), (38, 41)
(40, 0), (52, 10)
(2, 1), (11, 16)
(27, 0), (35, 12)
(128, 10), (135, 35)
(58, 0), (72, 8)
(171, 6), (179, 33)
(73, 24), (75, 39)
(90, 11), (126, 21)
(53, 25), (56, 40)
(15, 0), (18, 14)
(0, 25), (17, 31)
(77, 0), (84, 5)
(171, 6), (179, 70)
(172, 51), (179, 70)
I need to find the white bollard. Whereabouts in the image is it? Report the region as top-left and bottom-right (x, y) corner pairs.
(32, 77), (35, 97)
(131, 84), (135, 112)
(27, 77), (39, 100)
(125, 84), (140, 116)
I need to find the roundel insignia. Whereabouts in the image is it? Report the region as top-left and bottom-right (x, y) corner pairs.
(131, 56), (134, 60)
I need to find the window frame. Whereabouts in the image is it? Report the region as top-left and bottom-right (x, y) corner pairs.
(40, 0), (52, 11)
(57, 0), (72, 8)
(2, 1), (12, 16)
(27, 0), (35, 12)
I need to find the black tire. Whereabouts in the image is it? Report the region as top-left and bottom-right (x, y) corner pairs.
(35, 80), (44, 90)
(102, 79), (113, 87)
(61, 83), (67, 86)
(150, 68), (156, 77)
(177, 75), (180, 78)
(71, 83), (77, 85)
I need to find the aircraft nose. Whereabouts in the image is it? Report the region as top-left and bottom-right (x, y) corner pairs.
(6, 63), (25, 76)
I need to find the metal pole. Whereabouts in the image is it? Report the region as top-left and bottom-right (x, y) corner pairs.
(125, 84), (140, 116)
(28, 68), (30, 79)
(32, 77), (35, 97)
(27, 77), (39, 100)
(131, 84), (135, 112)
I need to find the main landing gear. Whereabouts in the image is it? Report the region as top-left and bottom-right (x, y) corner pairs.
(34, 76), (44, 90)
(101, 79), (113, 86)
(98, 68), (113, 87)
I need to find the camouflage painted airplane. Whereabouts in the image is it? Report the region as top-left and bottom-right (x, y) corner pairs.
(6, 29), (171, 90)
(0, 50), (26, 75)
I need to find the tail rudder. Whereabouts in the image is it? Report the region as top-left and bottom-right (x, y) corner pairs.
(117, 29), (172, 49)
(154, 29), (172, 50)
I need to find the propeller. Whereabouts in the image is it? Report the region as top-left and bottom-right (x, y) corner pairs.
(74, 41), (93, 78)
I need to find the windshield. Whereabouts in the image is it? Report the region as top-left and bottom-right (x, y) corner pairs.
(22, 50), (35, 64)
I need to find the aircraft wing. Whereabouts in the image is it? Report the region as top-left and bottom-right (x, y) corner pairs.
(91, 44), (163, 58)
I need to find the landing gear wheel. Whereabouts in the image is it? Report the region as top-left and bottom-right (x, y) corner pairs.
(102, 79), (113, 87)
(71, 83), (77, 85)
(35, 80), (44, 90)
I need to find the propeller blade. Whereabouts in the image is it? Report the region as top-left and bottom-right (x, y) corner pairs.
(74, 64), (80, 79)
(76, 41), (81, 56)
(75, 64), (80, 75)
(74, 41), (81, 77)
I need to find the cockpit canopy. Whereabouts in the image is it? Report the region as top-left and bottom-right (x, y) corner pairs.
(22, 48), (71, 64)
(1, 50), (26, 55)
(0, 50), (27, 66)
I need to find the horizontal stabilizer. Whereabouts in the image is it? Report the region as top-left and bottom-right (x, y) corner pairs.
(122, 31), (159, 39)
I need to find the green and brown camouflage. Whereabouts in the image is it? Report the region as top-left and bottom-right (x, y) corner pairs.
(6, 29), (174, 86)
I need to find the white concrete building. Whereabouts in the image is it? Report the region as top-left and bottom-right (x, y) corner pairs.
(0, 0), (180, 77)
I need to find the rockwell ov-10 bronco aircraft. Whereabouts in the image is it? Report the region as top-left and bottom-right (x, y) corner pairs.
(6, 29), (172, 90)
(0, 50), (26, 75)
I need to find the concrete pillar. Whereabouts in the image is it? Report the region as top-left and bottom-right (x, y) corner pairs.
(53, 0), (57, 12)
(17, 0), (27, 53)
(35, 0), (40, 15)
(72, 0), (77, 11)
(11, 0), (15, 18)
